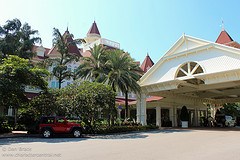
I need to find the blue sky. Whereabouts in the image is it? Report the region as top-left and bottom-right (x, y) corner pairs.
(1, 0), (240, 63)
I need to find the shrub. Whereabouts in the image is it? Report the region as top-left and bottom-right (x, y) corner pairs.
(18, 109), (40, 133)
(180, 106), (189, 121)
(0, 116), (13, 133)
(92, 125), (158, 134)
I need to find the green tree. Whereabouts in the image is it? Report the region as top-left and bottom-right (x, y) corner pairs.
(48, 28), (84, 89)
(57, 81), (116, 131)
(0, 55), (49, 122)
(78, 45), (143, 118)
(28, 90), (59, 116)
(105, 49), (143, 118)
(77, 44), (107, 82)
(221, 103), (240, 117)
(0, 18), (41, 60)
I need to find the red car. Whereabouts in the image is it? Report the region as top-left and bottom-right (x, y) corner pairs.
(39, 116), (83, 138)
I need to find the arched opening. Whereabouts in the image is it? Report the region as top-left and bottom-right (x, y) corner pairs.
(176, 62), (204, 78)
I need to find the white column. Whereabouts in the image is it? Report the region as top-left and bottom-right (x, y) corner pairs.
(136, 93), (147, 125)
(210, 104), (216, 118)
(156, 107), (161, 127)
(117, 109), (121, 119)
(140, 93), (147, 125)
(8, 107), (13, 116)
(172, 107), (177, 127)
(169, 107), (173, 127)
(194, 108), (199, 126)
(136, 95), (141, 124)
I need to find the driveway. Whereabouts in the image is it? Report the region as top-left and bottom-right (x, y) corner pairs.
(0, 129), (240, 160)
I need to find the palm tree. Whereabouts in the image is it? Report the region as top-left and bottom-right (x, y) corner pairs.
(78, 45), (143, 118)
(105, 50), (143, 118)
(0, 18), (41, 60)
(49, 28), (84, 89)
(77, 44), (107, 82)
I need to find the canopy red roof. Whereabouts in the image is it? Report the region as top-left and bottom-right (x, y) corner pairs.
(115, 96), (163, 105)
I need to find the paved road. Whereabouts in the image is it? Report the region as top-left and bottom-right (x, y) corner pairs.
(0, 129), (240, 160)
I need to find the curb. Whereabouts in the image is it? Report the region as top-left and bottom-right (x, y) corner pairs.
(0, 133), (40, 139)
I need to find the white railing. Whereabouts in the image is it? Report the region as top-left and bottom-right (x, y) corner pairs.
(25, 86), (42, 93)
(100, 38), (120, 49)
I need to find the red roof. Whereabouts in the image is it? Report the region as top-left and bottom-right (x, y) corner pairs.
(87, 21), (101, 35)
(115, 96), (163, 105)
(215, 30), (234, 44)
(81, 50), (92, 57)
(48, 30), (81, 57)
(224, 41), (240, 49)
(146, 96), (163, 102)
(140, 54), (154, 73)
(25, 92), (39, 99)
(115, 97), (136, 105)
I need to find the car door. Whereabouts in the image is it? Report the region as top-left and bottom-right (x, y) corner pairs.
(53, 117), (67, 133)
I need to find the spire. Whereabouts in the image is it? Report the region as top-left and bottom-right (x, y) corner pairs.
(215, 29), (233, 44)
(221, 20), (225, 31)
(87, 21), (101, 36)
(141, 53), (154, 73)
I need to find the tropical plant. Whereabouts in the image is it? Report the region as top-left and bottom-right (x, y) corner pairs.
(105, 49), (143, 118)
(78, 45), (143, 119)
(221, 103), (240, 117)
(56, 81), (116, 132)
(180, 106), (189, 121)
(77, 44), (107, 82)
(0, 18), (41, 60)
(0, 55), (49, 125)
(48, 28), (84, 89)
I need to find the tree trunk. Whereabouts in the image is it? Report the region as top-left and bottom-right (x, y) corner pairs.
(14, 106), (17, 129)
(125, 90), (129, 119)
(58, 79), (61, 89)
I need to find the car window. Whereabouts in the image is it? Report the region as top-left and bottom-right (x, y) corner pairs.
(56, 118), (65, 123)
(42, 117), (54, 124)
(225, 116), (232, 121)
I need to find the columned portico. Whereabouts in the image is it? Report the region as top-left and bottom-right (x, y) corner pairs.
(137, 34), (240, 127)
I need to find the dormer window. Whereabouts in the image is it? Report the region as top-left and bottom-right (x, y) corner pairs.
(36, 46), (45, 57)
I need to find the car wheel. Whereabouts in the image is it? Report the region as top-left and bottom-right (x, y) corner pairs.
(73, 129), (81, 138)
(42, 129), (52, 138)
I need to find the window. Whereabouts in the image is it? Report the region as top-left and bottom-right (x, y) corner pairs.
(176, 62), (203, 78)
(42, 117), (54, 124)
(51, 81), (56, 88)
(74, 67), (77, 72)
(68, 65), (72, 72)
(56, 117), (65, 123)
(56, 82), (59, 88)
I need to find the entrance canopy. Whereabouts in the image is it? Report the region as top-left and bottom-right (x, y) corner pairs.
(139, 34), (240, 105)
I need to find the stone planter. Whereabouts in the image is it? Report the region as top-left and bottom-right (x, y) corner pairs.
(181, 121), (188, 128)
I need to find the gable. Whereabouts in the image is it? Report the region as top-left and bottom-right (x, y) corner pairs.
(164, 35), (210, 57)
(139, 35), (240, 87)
